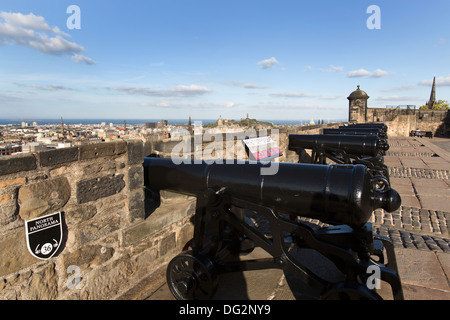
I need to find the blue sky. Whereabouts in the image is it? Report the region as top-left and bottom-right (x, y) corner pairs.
(0, 0), (449, 122)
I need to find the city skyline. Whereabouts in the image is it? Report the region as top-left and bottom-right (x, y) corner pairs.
(1, 0), (449, 121)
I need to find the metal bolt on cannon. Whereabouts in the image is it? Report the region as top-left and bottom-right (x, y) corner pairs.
(143, 122), (404, 300)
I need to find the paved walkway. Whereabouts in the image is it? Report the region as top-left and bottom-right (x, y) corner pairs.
(120, 137), (450, 300)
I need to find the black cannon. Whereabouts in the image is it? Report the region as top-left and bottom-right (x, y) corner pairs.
(323, 128), (388, 140)
(340, 123), (388, 132)
(288, 134), (390, 181)
(143, 157), (404, 300)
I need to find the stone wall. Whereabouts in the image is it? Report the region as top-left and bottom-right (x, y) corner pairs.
(0, 141), (195, 300)
(367, 108), (448, 137)
(149, 122), (344, 164)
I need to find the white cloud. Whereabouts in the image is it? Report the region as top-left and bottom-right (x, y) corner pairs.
(419, 75), (450, 87)
(214, 101), (236, 108)
(109, 84), (213, 97)
(224, 81), (268, 89)
(139, 100), (237, 109)
(374, 95), (419, 102)
(371, 69), (390, 78)
(381, 84), (416, 92)
(270, 92), (313, 98)
(72, 54), (96, 65)
(257, 57), (279, 70)
(13, 82), (73, 91)
(347, 68), (389, 78)
(347, 69), (372, 78)
(0, 12), (69, 36)
(320, 65), (344, 73)
(270, 92), (343, 100)
(0, 11), (94, 64)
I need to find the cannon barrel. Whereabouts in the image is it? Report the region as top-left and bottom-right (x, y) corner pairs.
(143, 157), (400, 229)
(341, 123), (387, 131)
(323, 128), (387, 139)
(288, 134), (389, 157)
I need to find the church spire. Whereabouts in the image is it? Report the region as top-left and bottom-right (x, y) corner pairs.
(427, 76), (436, 109)
(60, 117), (64, 142)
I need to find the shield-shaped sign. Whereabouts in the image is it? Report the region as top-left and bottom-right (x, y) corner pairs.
(25, 212), (63, 260)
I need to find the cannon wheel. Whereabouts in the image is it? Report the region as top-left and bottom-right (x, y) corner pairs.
(321, 281), (382, 300)
(166, 251), (218, 300)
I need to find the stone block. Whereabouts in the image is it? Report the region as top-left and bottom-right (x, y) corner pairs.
(159, 232), (176, 257)
(37, 147), (78, 167)
(28, 263), (58, 300)
(127, 140), (144, 165)
(121, 199), (195, 247)
(128, 166), (143, 191)
(0, 193), (10, 205)
(0, 154), (36, 176)
(78, 214), (121, 245)
(64, 204), (97, 226)
(127, 189), (145, 222)
(82, 253), (134, 299)
(0, 228), (38, 277)
(82, 160), (116, 176)
(0, 187), (18, 225)
(62, 245), (115, 272)
(77, 174), (125, 204)
(0, 177), (27, 189)
(18, 177), (71, 221)
(0, 203), (18, 226)
(79, 141), (126, 161)
(395, 248), (450, 292)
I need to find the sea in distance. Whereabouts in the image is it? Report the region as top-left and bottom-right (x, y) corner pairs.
(0, 118), (346, 126)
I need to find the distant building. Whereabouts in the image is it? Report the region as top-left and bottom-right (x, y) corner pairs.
(0, 144), (22, 156)
(22, 142), (47, 153)
(57, 142), (72, 149)
(145, 121), (168, 129)
(425, 76), (437, 109)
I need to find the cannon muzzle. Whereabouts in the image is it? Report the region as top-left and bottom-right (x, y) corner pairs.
(143, 158), (400, 229)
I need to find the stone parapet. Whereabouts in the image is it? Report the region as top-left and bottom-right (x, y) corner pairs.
(0, 141), (194, 300)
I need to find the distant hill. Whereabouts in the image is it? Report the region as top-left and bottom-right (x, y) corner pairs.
(204, 118), (273, 128)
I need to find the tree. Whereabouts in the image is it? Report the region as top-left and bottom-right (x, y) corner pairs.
(420, 99), (449, 110)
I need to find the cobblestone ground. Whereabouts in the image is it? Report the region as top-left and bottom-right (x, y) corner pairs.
(295, 137), (450, 253)
(373, 137), (450, 253)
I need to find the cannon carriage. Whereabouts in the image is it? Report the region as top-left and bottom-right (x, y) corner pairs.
(143, 152), (404, 300)
(288, 133), (390, 183)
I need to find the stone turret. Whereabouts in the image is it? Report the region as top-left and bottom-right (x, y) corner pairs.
(348, 85), (369, 123)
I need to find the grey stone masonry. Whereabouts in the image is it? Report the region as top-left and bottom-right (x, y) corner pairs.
(0, 154), (37, 176)
(77, 174), (126, 204)
(386, 151), (436, 157)
(0, 140), (195, 300)
(374, 226), (450, 253)
(371, 206), (450, 253)
(388, 167), (449, 179)
(372, 206), (450, 237)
